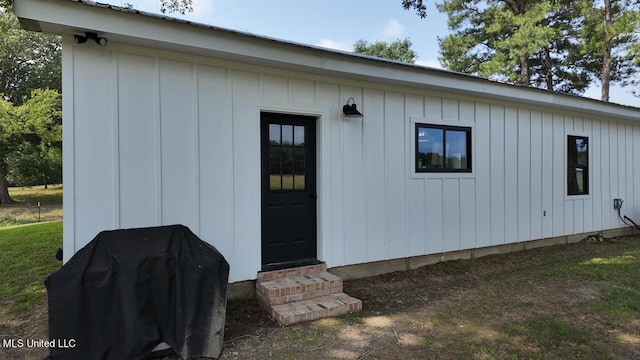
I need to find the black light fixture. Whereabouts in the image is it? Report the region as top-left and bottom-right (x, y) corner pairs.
(74, 32), (108, 46)
(343, 97), (363, 118)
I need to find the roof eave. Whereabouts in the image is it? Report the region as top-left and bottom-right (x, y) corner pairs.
(13, 0), (640, 121)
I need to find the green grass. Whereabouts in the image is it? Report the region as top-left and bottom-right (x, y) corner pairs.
(569, 251), (640, 286)
(0, 222), (62, 317)
(556, 249), (640, 325)
(509, 314), (589, 347)
(589, 287), (640, 325)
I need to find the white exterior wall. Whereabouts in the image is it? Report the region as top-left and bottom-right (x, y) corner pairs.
(64, 38), (640, 283)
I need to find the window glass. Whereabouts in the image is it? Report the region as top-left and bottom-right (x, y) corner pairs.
(294, 173), (305, 190)
(269, 146), (281, 190)
(575, 168), (585, 193)
(268, 122), (310, 192)
(567, 135), (589, 195)
(576, 138), (588, 166)
(282, 125), (293, 145)
(281, 147), (293, 190)
(417, 127), (444, 169)
(446, 130), (468, 169)
(294, 126), (305, 146)
(416, 124), (471, 173)
(293, 148), (305, 190)
(269, 124), (280, 145)
(293, 148), (305, 171)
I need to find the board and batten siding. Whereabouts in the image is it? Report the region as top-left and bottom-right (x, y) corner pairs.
(64, 39), (640, 283)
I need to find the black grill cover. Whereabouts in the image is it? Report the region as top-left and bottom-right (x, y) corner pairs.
(45, 225), (229, 360)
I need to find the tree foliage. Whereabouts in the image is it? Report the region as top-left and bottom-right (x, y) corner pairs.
(159, 0), (193, 15)
(435, 0), (639, 99)
(354, 38), (418, 63)
(7, 89), (62, 188)
(0, 10), (61, 105)
(0, 6), (62, 202)
(580, 0), (639, 101)
(438, 0), (584, 94)
(0, 89), (62, 192)
(402, 0), (428, 18)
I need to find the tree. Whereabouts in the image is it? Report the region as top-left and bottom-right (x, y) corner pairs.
(6, 142), (61, 188)
(0, 89), (61, 204)
(402, 0), (428, 18)
(527, 0), (592, 94)
(0, 99), (20, 203)
(158, 0), (193, 14)
(0, 10), (61, 105)
(580, 0), (639, 101)
(6, 89), (62, 189)
(354, 38), (418, 63)
(437, 0), (593, 95)
(123, 0), (194, 15)
(0, 7), (61, 203)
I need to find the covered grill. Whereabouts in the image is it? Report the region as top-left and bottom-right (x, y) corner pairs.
(45, 225), (229, 360)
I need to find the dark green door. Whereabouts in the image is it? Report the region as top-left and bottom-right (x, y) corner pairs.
(261, 113), (317, 266)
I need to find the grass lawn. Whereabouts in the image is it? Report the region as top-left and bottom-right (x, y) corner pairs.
(0, 185), (63, 226)
(0, 222), (62, 319)
(1, 221), (639, 359)
(0, 221), (62, 360)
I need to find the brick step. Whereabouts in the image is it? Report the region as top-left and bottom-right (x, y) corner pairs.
(257, 262), (327, 282)
(257, 272), (343, 306)
(269, 293), (363, 326)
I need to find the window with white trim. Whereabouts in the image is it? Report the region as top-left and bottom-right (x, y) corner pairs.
(567, 135), (589, 195)
(415, 123), (471, 173)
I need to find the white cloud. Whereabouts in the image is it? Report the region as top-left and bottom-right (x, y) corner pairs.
(383, 19), (405, 38)
(316, 39), (353, 52)
(416, 59), (443, 69)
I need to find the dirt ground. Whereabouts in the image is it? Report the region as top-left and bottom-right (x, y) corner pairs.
(220, 235), (640, 360)
(3, 234), (639, 360)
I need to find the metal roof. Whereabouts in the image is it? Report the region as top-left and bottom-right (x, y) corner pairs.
(14, 0), (640, 116)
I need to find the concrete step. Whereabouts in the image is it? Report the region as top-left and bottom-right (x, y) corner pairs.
(257, 262), (327, 282)
(257, 271), (343, 306)
(268, 293), (363, 326)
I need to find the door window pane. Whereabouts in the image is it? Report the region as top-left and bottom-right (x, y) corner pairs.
(281, 147), (293, 190)
(282, 125), (293, 145)
(294, 173), (305, 190)
(294, 148), (305, 190)
(266, 120), (311, 192)
(269, 124), (281, 145)
(294, 148), (305, 170)
(269, 146), (281, 190)
(294, 126), (305, 146)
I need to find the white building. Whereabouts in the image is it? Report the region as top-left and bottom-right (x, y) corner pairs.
(14, 0), (640, 288)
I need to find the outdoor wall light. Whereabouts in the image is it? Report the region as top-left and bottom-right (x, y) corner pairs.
(343, 97), (363, 118)
(74, 32), (108, 46)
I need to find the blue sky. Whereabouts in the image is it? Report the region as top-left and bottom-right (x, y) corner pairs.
(111, 0), (638, 108)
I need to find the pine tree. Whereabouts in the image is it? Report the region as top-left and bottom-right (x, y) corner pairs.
(438, 0), (591, 94)
(580, 0), (639, 101)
